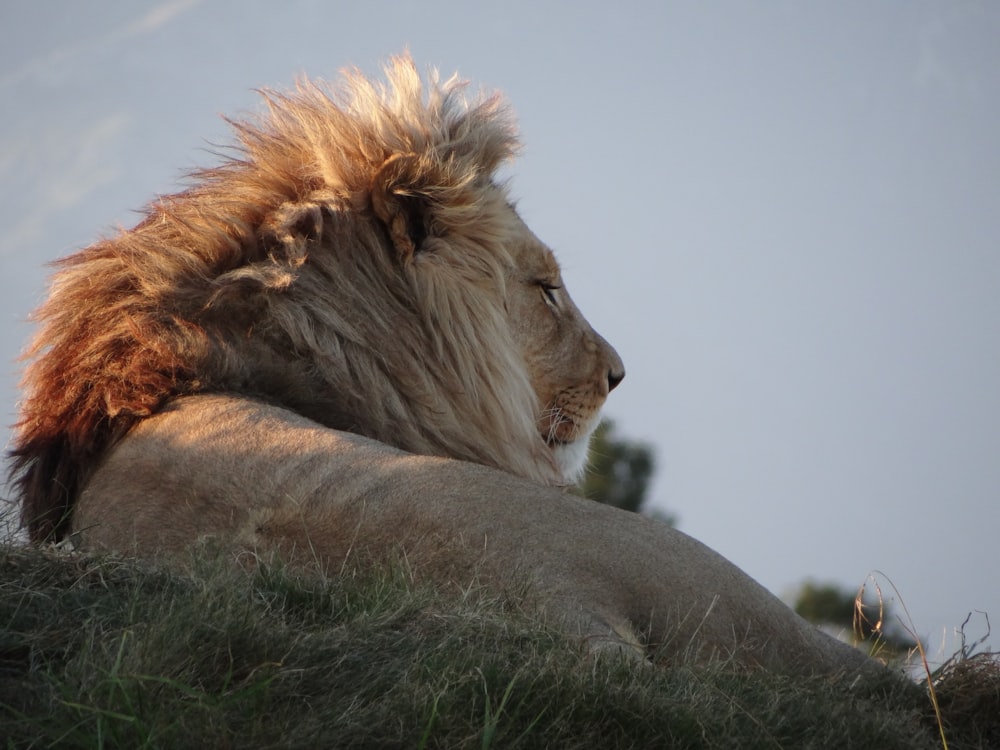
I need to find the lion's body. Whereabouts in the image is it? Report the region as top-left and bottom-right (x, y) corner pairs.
(77, 393), (878, 675)
(10, 58), (881, 676)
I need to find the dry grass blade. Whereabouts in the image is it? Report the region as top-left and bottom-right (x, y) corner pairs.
(858, 571), (1000, 750)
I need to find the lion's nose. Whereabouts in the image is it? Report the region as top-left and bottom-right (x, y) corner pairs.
(608, 367), (625, 392)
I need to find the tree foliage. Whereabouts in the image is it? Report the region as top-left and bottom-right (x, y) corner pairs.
(579, 420), (675, 525)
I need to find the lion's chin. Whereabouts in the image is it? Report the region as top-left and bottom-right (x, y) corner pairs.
(549, 420), (599, 485)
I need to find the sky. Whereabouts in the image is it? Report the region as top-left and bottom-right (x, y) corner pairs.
(1, 1), (998, 661)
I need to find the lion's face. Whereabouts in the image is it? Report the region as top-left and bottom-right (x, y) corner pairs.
(503, 212), (625, 481)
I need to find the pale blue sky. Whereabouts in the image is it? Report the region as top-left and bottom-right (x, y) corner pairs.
(2, 1), (998, 659)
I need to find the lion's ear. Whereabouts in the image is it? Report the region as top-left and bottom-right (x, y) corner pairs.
(270, 200), (324, 247)
(371, 153), (430, 260)
(257, 198), (328, 269)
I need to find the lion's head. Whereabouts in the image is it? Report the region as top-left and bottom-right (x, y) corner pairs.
(10, 56), (623, 543)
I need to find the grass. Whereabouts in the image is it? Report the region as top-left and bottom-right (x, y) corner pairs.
(1, 544), (997, 749)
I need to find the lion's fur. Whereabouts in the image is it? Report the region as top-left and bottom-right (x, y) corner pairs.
(11, 56), (617, 542)
(74, 393), (884, 676)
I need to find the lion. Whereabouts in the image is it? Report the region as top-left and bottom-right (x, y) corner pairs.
(9, 56), (883, 677)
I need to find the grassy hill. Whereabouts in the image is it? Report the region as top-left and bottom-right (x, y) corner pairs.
(1, 544), (996, 749)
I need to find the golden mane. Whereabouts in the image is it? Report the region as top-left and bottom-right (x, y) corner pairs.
(11, 56), (563, 542)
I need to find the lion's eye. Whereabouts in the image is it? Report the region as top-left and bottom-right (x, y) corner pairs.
(539, 282), (561, 307)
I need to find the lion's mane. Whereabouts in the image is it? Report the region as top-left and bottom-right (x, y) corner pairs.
(11, 56), (562, 542)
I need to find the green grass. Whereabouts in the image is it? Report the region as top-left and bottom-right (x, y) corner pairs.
(0, 545), (995, 749)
